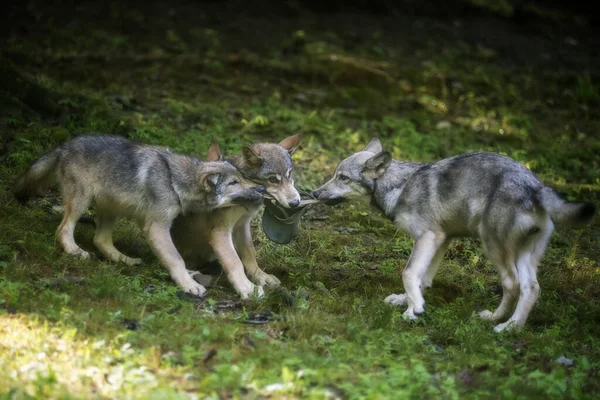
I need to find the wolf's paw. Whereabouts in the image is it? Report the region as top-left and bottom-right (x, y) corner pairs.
(402, 309), (419, 321)
(121, 256), (142, 266)
(69, 248), (90, 259)
(237, 281), (265, 300)
(493, 320), (521, 333)
(252, 271), (281, 287)
(187, 269), (214, 287)
(478, 310), (494, 321)
(384, 293), (408, 306)
(180, 280), (207, 297)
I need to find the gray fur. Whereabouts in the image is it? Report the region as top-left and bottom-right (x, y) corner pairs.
(171, 134), (302, 298)
(14, 134), (265, 297)
(313, 138), (595, 332)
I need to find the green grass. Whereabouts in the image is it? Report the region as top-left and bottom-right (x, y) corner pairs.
(1, 1), (600, 398)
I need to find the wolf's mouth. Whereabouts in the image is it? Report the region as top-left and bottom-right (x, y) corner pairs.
(232, 191), (264, 205)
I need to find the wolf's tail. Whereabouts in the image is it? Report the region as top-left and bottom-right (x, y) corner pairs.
(538, 187), (595, 228)
(13, 148), (61, 204)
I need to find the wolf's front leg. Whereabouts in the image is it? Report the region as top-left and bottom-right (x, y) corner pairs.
(234, 217), (281, 287)
(210, 228), (264, 299)
(144, 222), (206, 296)
(401, 231), (446, 319)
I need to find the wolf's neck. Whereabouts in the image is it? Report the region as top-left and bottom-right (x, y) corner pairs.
(168, 154), (205, 212)
(371, 160), (426, 218)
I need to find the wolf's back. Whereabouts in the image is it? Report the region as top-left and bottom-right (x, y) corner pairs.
(537, 187), (595, 228)
(13, 147), (61, 204)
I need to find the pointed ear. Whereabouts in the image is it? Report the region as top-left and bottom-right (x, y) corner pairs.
(279, 133), (302, 155)
(206, 141), (223, 161)
(362, 151), (391, 178)
(200, 173), (220, 191)
(242, 146), (263, 167)
(363, 138), (383, 154)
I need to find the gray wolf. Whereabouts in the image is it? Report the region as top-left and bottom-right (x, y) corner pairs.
(313, 138), (595, 332)
(14, 134), (265, 297)
(171, 134), (302, 299)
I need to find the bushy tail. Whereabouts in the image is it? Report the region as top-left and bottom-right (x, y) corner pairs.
(538, 187), (595, 228)
(13, 149), (60, 204)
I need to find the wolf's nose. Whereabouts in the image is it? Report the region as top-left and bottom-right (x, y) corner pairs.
(288, 199), (300, 208)
(256, 185), (265, 194)
(312, 189), (322, 199)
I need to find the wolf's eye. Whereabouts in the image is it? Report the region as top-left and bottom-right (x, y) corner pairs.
(338, 174), (350, 182)
(228, 180), (239, 186)
(268, 176), (279, 184)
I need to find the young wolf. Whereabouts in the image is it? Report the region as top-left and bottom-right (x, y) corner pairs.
(313, 138), (595, 332)
(171, 134), (302, 299)
(14, 135), (265, 297)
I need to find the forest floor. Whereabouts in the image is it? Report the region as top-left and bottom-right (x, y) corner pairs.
(1, 0), (599, 398)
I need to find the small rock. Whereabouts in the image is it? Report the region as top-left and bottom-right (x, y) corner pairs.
(341, 99), (359, 109)
(264, 382), (294, 393)
(227, 108), (243, 118)
(271, 287), (297, 307)
(296, 288), (310, 301)
(311, 281), (330, 294)
(167, 305), (182, 315)
(337, 227), (357, 234)
(242, 312), (276, 325)
(176, 290), (205, 303)
(203, 348), (218, 363)
(564, 37), (578, 46)
(556, 356), (574, 367)
(213, 300), (242, 311)
(242, 336), (256, 349)
(145, 284), (156, 293)
(436, 120), (452, 130)
(458, 369), (474, 385)
(45, 276), (87, 288)
(198, 74), (212, 84)
(122, 319), (141, 331)
(292, 93), (309, 104)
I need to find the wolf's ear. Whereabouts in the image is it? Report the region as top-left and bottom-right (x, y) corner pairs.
(279, 133), (302, 155)
(206, 141), (223, 161)
(363, 138), (383, 154)
(200, 173), (220, 191)
(362, 151), (391, 179)
(242, 146), (263, 167)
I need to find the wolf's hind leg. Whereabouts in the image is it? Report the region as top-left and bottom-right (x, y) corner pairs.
(94, 213), (142, 266)
(477, 236), (519, 323)
(57, 186), (91, 259)
(493, 220), (553, 332)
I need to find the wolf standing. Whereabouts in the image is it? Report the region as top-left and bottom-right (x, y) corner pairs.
(13, 135), (265, 296)
(313, 138), (595, 332)
(171, 134), (302, 298)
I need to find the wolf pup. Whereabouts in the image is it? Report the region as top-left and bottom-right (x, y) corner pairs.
(171, 134), (302, 299)
(13, 134), (265, 297)
(313, 138), (595, 332)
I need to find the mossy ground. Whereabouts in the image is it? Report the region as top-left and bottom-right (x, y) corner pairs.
(1, 1), (599, 398)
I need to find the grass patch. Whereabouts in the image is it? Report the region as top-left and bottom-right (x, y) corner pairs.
(1, 1), (599, 398)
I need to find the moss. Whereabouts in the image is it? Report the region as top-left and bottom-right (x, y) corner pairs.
(1, 1), (599, 398)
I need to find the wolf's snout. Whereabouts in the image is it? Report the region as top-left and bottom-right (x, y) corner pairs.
(288, 199), (300, 208)
(256, 185), (266, 194)
(312, 188), (323, 199)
